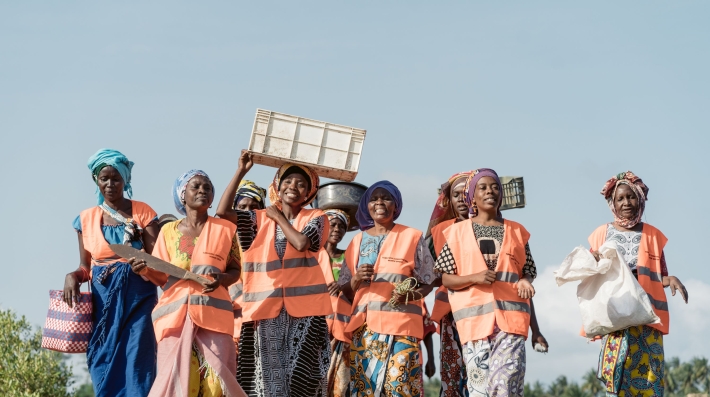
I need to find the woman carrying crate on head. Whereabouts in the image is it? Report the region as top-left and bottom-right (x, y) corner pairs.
(337, 181), (438, 397)
(586, 171), (688, 397)
(216, 151), (333, 396)
(437, 169), (537, 397)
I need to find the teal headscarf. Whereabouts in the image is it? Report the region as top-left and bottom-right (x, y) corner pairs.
(87, 149), (134, 204)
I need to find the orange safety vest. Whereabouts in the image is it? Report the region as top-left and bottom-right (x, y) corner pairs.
(229, 280), (244, 342)
(429, 219), (456, 325)
(319, 246), (354, 343)
(151, 217), (237, 342)
(318, 250), (341, 334)
(444, 219), (531, 344)
(240, 209), (333, 322)
(589, 223), (669, 335)
(344, 224), (425, 340)
(79, 200), (157, 267)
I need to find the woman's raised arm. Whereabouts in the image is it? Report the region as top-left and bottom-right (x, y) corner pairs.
(215, 151), (253, 224)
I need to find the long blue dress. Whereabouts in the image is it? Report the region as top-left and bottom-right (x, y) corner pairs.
(73, 216), (158, 397)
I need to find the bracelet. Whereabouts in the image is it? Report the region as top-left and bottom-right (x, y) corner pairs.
(79, 267), (90, 283)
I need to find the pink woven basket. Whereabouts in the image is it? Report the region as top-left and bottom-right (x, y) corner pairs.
(41, 290), (93, 353)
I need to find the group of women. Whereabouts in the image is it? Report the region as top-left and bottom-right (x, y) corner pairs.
(61, 148), (688, 397)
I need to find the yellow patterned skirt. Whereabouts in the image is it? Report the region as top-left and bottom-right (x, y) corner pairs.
(189, 344), (224, 397)
(598, 325), (664, 397)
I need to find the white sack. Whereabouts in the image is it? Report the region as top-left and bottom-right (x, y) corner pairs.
(554, 240), (660, 337)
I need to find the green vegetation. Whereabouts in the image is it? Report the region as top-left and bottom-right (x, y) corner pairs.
(0, 309), (74, 397)
(425, 358), (710, 397)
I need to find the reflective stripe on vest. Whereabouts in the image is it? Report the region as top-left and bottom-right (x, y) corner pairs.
(429, 220), (455, 324)
(318, 249), (339, 336)
(229, 280), (245, 343)
(444, 219), (531, 344)
(331, 292), (354, 343)
(152, 295), (234, 322)
(151, 217), (237, 343)
(240, 208), (333, 322)
(345, 225), (425, 339)
(588, 223), (669, 335)
(229, 282), (243, 301)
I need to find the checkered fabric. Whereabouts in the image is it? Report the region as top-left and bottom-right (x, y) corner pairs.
(41, 290), (93, 353)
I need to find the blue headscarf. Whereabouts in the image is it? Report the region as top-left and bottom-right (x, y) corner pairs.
(173, 169), (211, 215)
(87, 149), (134, 204)
(355, 180), (403, 231)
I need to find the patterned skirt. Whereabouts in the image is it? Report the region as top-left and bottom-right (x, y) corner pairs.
(237, 308), (330, 397)
(598, 325), (664, 397)
(350, 324), (423, 397)
(439, 313), (469, 397)
(462, 331), (526, 397)
(328, 339), (351, 397)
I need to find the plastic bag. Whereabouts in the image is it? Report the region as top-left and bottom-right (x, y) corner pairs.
(554, 240), (660, 337)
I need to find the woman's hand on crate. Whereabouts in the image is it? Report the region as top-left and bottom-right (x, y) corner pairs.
(238, 150), (254, 174)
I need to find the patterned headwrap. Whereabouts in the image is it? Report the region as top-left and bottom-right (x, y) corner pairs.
(268, 163), (320, 207)
(173, 169), (211, 215)
(464, 168), (503, 217)
(234, 180), (267, 209)
(325, 209), (350, 230)
(355, 180), (403, 231)
(600, 171), (649, 228)
(87, 148), (134, 204)
(425, 171), (475, 238)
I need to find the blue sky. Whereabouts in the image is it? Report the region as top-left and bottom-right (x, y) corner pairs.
(1, 1), (708, 384)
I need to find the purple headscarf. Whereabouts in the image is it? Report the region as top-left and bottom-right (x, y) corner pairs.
(464, 168), (503, 217)
(355, 180), (403, 231)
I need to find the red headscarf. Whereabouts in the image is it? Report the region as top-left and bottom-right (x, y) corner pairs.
(600, 171), (649, 228)
(425, 171), (474, 238)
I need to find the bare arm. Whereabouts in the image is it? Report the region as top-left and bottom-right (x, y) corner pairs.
(423, 332), (436, 378)
(529, 299), (549, 350)
(340, 280), (355, 302)
(215, 151), (253, 225)
(266, 206), (311, 251)
(663, 275), (688, 303)
(142, 222), (160, 254)
(442, 273), (473, 290)
(63, 233), (92, 307)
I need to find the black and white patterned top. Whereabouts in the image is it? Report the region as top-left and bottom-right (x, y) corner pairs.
(236, 210), (325, 260)
(433, 223), (536, 279)
(605, 223), (642, 271)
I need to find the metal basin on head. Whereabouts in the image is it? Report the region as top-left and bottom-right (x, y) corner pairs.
(311, 181), (369, 231)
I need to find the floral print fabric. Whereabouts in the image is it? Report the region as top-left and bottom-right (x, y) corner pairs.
(462, 331), (526, 397)
(350, 324), (423, 397)
(439, 313), (468, 397)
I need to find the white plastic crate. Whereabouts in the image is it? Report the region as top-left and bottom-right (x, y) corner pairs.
(248, 109), (366, 182)
(500, 176), (526, 211)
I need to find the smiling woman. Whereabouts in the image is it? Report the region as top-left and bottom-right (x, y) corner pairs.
(438, 168), (538, 397)
(589, 171), (688, 397)
(216, 151), (333, 397)
(337, 180), (437, 397)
